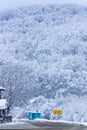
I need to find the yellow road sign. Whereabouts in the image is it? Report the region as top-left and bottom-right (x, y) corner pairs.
(53, 110), (62, 115)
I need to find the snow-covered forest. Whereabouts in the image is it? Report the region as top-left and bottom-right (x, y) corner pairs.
(0, 4), (87, 121)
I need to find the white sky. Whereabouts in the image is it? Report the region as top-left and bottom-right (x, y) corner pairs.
(0, 0), (87, 11)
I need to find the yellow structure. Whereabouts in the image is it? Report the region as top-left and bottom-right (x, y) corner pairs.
(53, 110), (62, 115)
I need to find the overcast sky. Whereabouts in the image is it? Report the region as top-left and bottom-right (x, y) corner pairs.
(0, 0), (87, 11)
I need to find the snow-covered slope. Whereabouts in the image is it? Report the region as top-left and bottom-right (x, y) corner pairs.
(0, 4), (87, 121)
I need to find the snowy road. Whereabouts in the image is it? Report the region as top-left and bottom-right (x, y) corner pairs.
(0, 120), (87, 129)
(30, 121), (87, 130)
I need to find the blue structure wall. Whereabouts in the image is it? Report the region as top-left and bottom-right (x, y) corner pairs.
(28, 112), (41, 120)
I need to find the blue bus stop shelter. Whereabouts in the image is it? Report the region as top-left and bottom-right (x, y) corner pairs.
(28, 111), (41, 120)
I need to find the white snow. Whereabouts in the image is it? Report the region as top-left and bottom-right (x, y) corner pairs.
(0, 4), (87, 123)
(0, 99), (7, 109)
(0, 119), (87, 127)
(0, 86), (6, 91)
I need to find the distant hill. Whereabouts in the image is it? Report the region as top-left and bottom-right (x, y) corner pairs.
(0, 4), (87, 121)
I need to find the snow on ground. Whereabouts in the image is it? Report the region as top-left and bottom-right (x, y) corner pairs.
(0, 119), (87, 127)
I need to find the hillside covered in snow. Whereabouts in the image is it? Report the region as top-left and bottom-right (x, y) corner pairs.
(0, 4), (87, 121)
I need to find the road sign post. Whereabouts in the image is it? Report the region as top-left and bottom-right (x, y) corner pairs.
(53, 110), (63, 119)
(53, 110), (62, 115)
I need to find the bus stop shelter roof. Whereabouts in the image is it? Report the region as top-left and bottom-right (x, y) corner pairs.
(0, 86), (6, 91)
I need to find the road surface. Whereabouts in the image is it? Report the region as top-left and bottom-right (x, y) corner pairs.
(0, 120), (87, 129)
